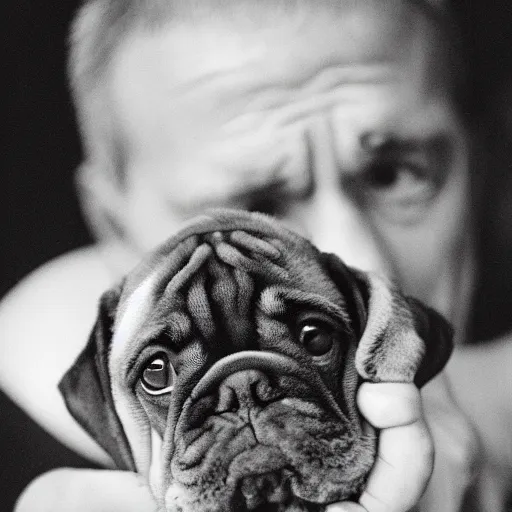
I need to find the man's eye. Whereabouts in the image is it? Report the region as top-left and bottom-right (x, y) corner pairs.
(363, 161), (435, 215)
(366, 162), (404, 188)
(140, 352), (176, 395)
(246, 195), (286, 217)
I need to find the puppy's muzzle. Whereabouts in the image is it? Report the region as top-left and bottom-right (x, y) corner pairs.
(172, 351), (360, 511)
(188, 351), (345, 420)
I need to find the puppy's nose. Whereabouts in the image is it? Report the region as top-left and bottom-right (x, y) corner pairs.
(216, 370), (280, 413)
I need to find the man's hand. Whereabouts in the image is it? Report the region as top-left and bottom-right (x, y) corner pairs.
(419, 372), (480, 512)
(328, 374), (479, 512)
(327, 382), (434, 512)
(15, 468), (159, 512)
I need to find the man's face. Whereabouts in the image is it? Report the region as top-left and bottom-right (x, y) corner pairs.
(105, 3), (471, 322)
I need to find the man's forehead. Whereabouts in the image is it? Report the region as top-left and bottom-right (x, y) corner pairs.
(109, 2), (445, 105)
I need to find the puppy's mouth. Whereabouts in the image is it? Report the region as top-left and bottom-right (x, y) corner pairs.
(238, 469), (290, 510)
(234, 470), (325, 512)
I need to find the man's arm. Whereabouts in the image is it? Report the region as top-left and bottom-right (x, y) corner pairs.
(0, 246), (114, 465)
(15, 469), (158, 512)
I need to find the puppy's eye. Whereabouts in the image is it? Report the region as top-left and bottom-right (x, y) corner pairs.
(300, 323), (335, 356)
(140, 353), (176, 395)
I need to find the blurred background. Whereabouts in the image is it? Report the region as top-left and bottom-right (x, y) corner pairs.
(2, 1), (512, 510)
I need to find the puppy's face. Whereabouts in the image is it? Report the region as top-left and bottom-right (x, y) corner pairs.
(60, 210), (452, 512)
(127, 235), (372, 512)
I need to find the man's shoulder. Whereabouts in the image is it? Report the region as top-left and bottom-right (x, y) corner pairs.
(0, 244), (115, 390)
(0, 246), (116, 463)
(1, 245), (114, 313)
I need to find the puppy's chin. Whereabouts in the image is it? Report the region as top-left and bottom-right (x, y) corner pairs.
(166, 467), (354, 512)
(163, 404), (375, 512)
(232, 465), (340, 512)
(228, 446), (297, 511)
(167, 485), (326, 512)
(165, 472), (336, 512)
(234, 476), (330, 512)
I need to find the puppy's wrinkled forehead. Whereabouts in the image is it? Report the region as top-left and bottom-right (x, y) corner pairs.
(113, 210), (349, 349)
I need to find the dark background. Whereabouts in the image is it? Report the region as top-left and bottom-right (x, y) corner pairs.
(2, 1), (512, 510)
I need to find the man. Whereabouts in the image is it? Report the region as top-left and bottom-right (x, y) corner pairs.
(3, 0), (509, 509)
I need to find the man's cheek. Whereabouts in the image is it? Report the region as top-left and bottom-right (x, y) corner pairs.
(378, 220), (470, 322)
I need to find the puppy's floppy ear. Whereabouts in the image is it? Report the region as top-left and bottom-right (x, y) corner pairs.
(404, 296), (454, 387)
(321, 253), (453, 388)
(58, 283), (136, 471)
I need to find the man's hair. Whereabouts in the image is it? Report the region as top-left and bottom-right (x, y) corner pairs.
(68, 0), (462, 183)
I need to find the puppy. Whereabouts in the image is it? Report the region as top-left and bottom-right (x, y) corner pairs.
(60, 209), (453, 512)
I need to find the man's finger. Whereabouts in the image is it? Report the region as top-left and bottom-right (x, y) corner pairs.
(359, 421), (433, 512)
(357, 383), (423, 428)
(355, 383), (434, 512)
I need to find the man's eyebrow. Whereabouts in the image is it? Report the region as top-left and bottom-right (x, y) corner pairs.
(359, 132), (453, 156)
(356, 132), (455, 185)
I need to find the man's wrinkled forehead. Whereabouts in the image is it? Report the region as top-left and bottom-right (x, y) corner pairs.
(109, 1), (451, 112)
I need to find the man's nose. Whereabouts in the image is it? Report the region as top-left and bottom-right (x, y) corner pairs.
(286, 118), (392, 277)
(303, 190), (391, 277)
